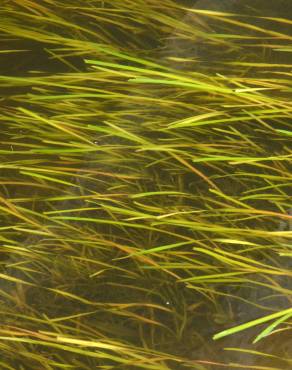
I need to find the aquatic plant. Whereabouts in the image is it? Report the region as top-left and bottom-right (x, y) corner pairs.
(0, 0), (291, 368)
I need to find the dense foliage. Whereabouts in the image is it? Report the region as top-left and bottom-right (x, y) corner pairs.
(0, 1), (291, 369)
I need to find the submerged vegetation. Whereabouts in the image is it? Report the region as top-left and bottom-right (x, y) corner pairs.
(0, 0), (291, 368)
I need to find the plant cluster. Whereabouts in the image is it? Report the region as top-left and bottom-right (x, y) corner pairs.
(0, 1), (291, 369)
